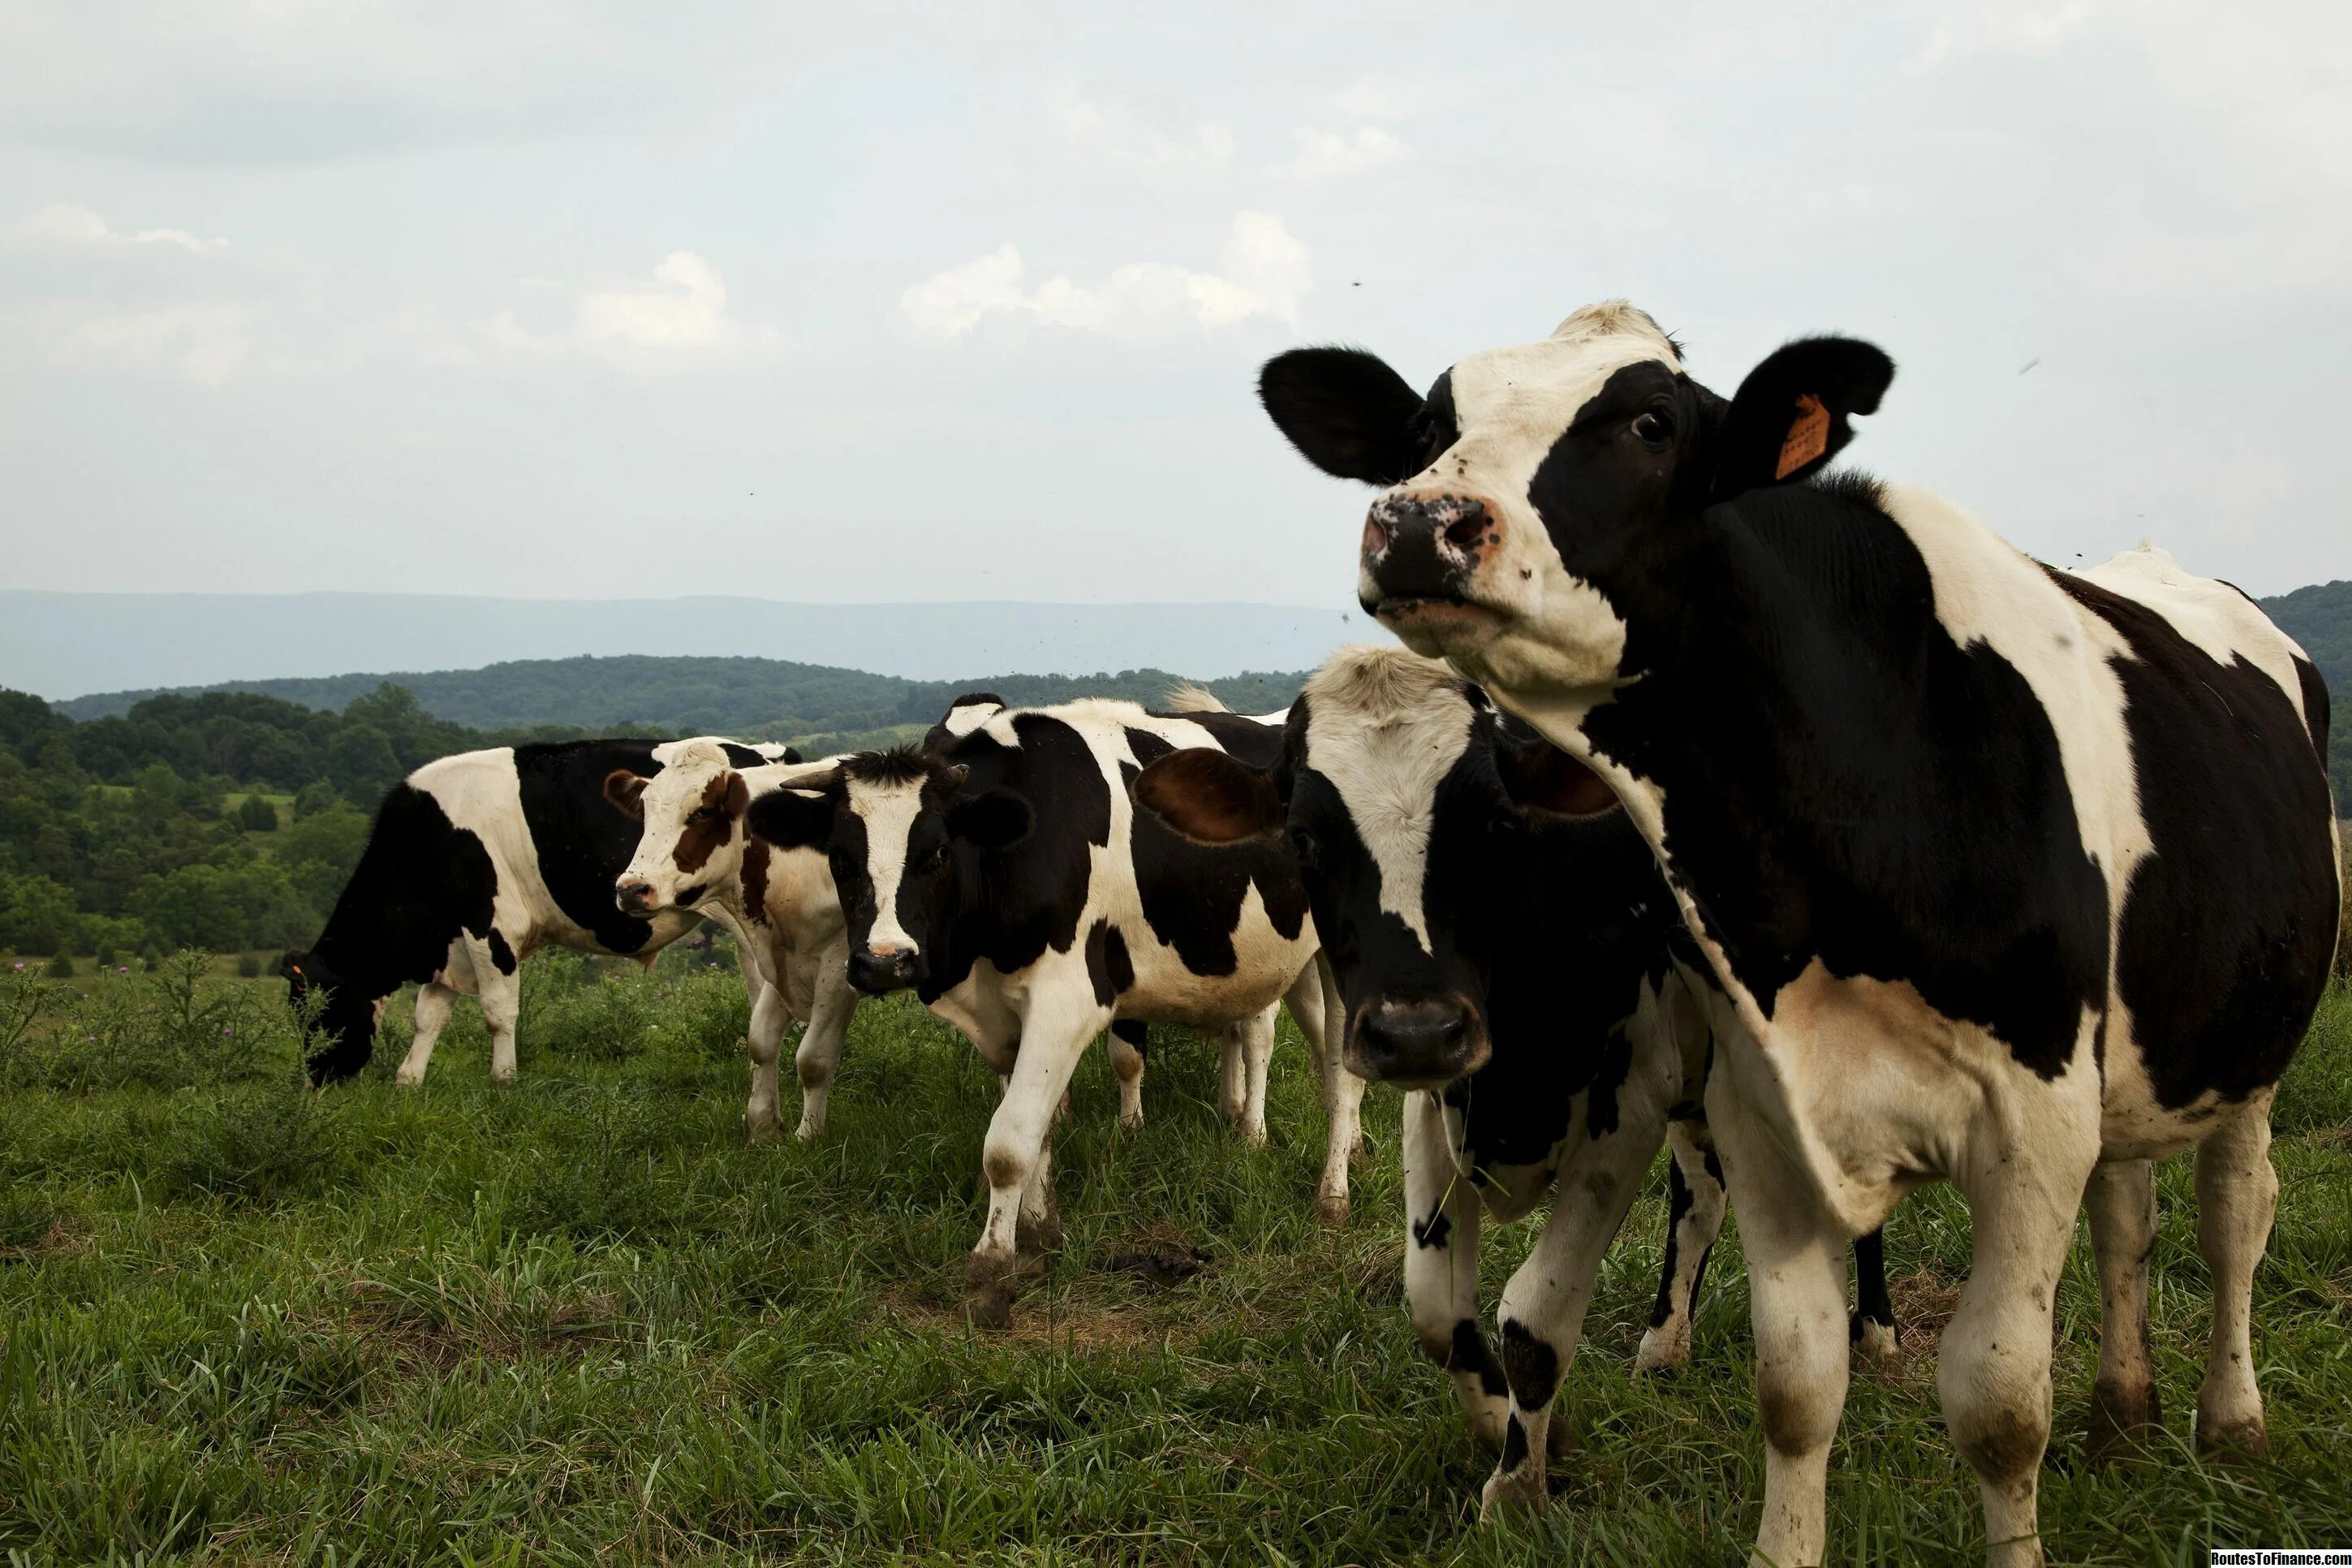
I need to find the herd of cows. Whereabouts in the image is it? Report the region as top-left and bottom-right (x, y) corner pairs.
(274, 302), (2341, 1567)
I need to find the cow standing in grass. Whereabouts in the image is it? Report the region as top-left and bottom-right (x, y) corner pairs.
(1135, 645), (1896, 1454)
(742, 698), (1361, 1326)
(1251, 300), (2340, 1566)
(603, 741), (861, 1140)
(282, 737), (795, 1086)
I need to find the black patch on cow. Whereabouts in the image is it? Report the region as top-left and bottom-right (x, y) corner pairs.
(1447, 1318), (1508, 1398)
(513, 739), (670, 954)
(1111, 1018), (1148, 1057)
(1556, 460), (2112, 1079)
(1583, 1027), (1633, 1139)
(486, 930), (517, 976)
(1648, 1157), (1695, 1329)
(1123, 726), (1175, 769)
(1500, 1318), (1561, 1410)
(1498, 1414), (1531, 1473)
(720, 743), (767, 769)
(290, 781), (501, 1083)
(2044, 569), (2337, 1106)
(1411, 1206), (1453, 1251)
(1084, 918), (1134, 1007)
(2290, 655), (2333, 764)
(782, 746), (805, 765)
(1850, 1226), (1895, 1344)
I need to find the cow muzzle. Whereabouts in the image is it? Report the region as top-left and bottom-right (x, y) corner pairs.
(846, 944), (920, 995)
(1346, 991), (1490, 1088)
(1360, 490), (1501, 608)
(614, 880), (661, 917)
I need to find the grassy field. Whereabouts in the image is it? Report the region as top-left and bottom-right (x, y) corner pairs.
(1, 957), (2347, 1566)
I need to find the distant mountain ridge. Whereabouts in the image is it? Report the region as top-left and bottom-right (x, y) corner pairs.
(0, 591), (1376, 702)
(54, 654), (1312, 743)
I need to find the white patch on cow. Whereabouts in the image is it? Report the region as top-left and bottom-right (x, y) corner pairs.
(940, 700), (1004, 739)
(846, 775), (930, 955)
(2069, 542), (2315, 725)
(1299, 646), (1475, 954)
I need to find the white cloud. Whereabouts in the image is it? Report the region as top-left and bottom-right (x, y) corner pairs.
(900, 213), (1312, 342)
(1911, 3), (2098, 72)
(4, 201), (226, 252)
(65, 304), (259, 384)
(1274, 125), (1403, 179)
(407, 251), (778, 373)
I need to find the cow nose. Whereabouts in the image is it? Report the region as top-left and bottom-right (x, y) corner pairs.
(1363, 493), (1495, 601)
(846, 945), (920, 994)
(1353, 993), (1484, 1084)
(615, 881), (657, 915)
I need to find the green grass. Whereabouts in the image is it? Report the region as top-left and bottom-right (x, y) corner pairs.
(1, 967), (2347, 1566)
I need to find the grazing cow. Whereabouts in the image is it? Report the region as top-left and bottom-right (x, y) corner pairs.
(741, 698), (1361, 1326)
(1134, 646), (1895, 1462)
(603, 742), (860, 1140)
(282, 737), (796, 1087)
(1253, 301), (2340, 1566)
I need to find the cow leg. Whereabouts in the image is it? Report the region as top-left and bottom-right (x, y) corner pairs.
(792, 955), (859, 1141)
(1709, 1084), (1850, 1568)
(2194, 1102), (2277, 1458)
(1402, 1090), (1507, 1449)
(476, 949), (522, 1083)
(1940, 1148), (2082, 1568)
(967, 991), (1106, 1329)
(1312, 954), (1364, 1224)
(743, 979), (790, 1141)
(395, 982), (457, 1087)
(1217, 1023), (1248, 1130)
(1635, 1117), (1725, 1375)
(1109, 1019), (1148, 1131)
(1479, 1096), (1661, 1518)
(1850, 1226), (1898, 1362)
(1235, 1005), (1275, 1148)
(2083, 1157), (2161, 1461)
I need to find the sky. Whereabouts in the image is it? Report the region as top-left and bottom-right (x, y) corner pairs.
(2, 1), (2347, 609)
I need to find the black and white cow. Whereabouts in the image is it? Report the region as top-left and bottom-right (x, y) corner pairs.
(602, 742), (860, 1140)
(742, 697), (1361, 1326)
(282, 737), (795, 1087)
(1253, 302), (2341, 1567)
(1135, 645), (1896, 1465)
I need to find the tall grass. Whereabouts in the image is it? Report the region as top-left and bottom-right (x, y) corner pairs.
(0, 963), (2346, 1565)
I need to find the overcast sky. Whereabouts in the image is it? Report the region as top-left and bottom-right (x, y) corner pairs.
(2, 2), (2346, 609)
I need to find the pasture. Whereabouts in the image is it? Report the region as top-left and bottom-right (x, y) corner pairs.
(2, 954), (2347, 1566)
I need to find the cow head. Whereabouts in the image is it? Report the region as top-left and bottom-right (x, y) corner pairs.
(743, 746), (1032, 995)
(604, 739), (759, 916)
(1257, 301), (1893, 692)
(1132, 647), (1617, 1091)
(280, 948), (377, 1085)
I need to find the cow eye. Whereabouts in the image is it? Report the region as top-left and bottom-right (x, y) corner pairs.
(917, 845), (948, 872)
(1285, 825), (1319, 867)
(1631, 411), (1673, 445)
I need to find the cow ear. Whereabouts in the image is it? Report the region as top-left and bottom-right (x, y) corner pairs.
(604, 769), (649, 820)
(1497, 735), (1620, 819)
(744, 787), (834, 850)
(1710, 336), (1894, 501)
(1259, 347), (1428, 485)
(722, 773), (751, 817)
(781, 746), (804, 765)
(946, 787), (1032, 849)
(278, 950), (309, 982)
(1133, 747), (1284, 845)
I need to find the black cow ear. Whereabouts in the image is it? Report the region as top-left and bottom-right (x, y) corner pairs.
(946, 787), (1032, 849)
(1710, 336), (1894, 501)
(278, 950), (309, 982)
(1497, 734), (1621, 819)
(1259, 347), (1428, 485)
(745, 787), (834, 849)
(1133, 748), (1284, 845)
(604, 769), (649, 820)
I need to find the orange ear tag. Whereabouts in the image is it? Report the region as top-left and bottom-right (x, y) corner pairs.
(1775, 393), (1830, 480)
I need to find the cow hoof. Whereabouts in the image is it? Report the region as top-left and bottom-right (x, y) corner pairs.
(1477, 1467), (1548, 1522)
(1632, 1326), (1690, 1376)
(966, 1253), (1026, 1329)
(394, 1068), (424, 1088)
(2195, 1413), (2269, 1462)
(1850, 1316), (1897, 1364)
(967, 1287), (1014, 1331)
(2086, 1377), (2162, 1466)
(790, 1118), (821, 1142)
(1243, 1123), (1269, 1150)
(1118, 1108), (1144, 1132)
(1313, 1191), (1350, 1226)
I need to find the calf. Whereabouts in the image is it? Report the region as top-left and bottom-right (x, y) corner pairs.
(1256, 301), (2340, 1567)
(743, 698), (1360, 1325)
(1135, 646), (1894, 1471)
(282, 736), (795, 1086)
(603, 741), (860, 1140)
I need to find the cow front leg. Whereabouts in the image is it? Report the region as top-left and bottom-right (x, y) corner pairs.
(1479, 1097), (1661, 1518)
(2194, 1102), (2277, 1458)
(791, 954), (859, 1140)
(396, 982), (456, 1087)
(744, 979), (790, 1140)
(1312, 955), (1363, 1224)
(967, 994), (1105, 1329)
(2083, 1158), (2160, 1460)
(1402, 1091), (1506, 1449)
(473, 944), (522, 1083)
(1108, 1020), (1148, 1130)
(1235, 1005), (1275, 1148)
(1635, 1116), (1725, 1375)
(1710, 1082), (1850, 1568)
